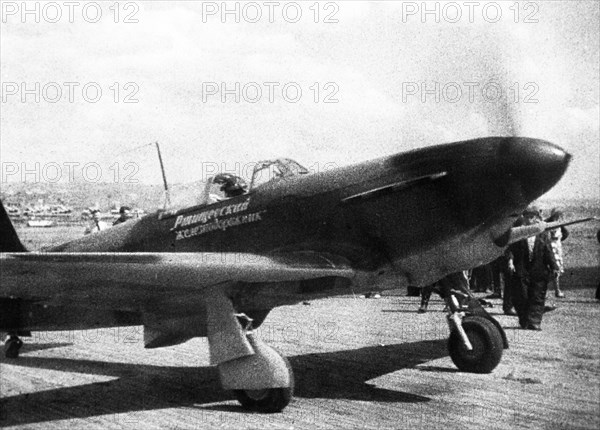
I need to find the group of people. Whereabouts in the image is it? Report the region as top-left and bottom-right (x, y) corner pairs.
(84, 206), (133, 235)
(418, 206), (569, 331)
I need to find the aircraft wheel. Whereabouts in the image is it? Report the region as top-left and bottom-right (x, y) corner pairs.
(233, 387), (292, 413)
(232, 356), (294, 413)
(448, 316), (503, 373)
(4, 336), (23, 359)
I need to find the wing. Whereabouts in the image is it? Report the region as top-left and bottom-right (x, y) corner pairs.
(0, 251), (355, 305)
(1, 251), (356, 348)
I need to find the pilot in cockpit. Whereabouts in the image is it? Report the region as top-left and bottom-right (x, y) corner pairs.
(213, 173), (248, 199)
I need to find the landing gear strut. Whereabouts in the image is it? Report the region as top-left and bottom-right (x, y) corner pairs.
(204, 288), (294, 413)
(442, 281), (508, 373)
(4, 333), (23, 359)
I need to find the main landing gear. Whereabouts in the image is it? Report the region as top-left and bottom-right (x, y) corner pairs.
(4, 333), (23, 359)
(444, 289), (508, 373)
(217, 318), (294, 413)
(229, 329), (294, 412)
(204, 289), (294, 413)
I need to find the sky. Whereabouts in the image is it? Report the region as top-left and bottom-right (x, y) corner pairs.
(1, 1), (598, 200)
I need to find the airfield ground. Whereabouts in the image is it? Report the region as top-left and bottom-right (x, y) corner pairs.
(1, 207), (599, 429)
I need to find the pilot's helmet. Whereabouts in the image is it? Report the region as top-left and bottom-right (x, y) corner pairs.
(213, 173), (247, 196)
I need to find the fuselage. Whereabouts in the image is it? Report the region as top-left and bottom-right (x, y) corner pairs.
(1, 136), (571, 335)
(50, 136), (570, 288)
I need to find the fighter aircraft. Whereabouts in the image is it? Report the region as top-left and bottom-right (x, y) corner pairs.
(0, 136), (584, 412)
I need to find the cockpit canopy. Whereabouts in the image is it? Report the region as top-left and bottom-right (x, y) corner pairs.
(200, 158), (309, 204)
(249, 158), (309, 190)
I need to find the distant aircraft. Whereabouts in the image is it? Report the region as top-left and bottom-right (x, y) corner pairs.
(0, 137), (590, 412)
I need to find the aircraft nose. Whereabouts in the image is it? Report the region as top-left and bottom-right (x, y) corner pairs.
(500, 137), (571, 200)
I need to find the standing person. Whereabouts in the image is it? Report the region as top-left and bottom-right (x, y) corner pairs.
(545, 208), (569, 298)
(418, 282), (437, 313)
(489, 256), (506, 299)
(495, 249), (517, 315)
(507, 206), (560, 330)
(113, 206), (133, 226)
(84, 209), (108, 235)
(470, 264), (493, 293)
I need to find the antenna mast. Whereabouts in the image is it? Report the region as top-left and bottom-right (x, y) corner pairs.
(155, 141), (171, 208)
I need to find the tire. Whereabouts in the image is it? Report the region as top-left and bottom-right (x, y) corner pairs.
(448, 315), (503, 373)
(4, 337), (23, 359)
(233, 387), (292, 413)
(232, 355), (294, 413)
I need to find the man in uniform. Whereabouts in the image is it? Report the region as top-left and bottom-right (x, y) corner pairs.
(84, 209), (108, 235)
(507, 206), (560, 330)
(113, 206), (133, 226)
(544, 208), (569, 298)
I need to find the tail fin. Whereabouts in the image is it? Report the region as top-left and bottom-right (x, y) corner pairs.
(0, 201), (27, 252)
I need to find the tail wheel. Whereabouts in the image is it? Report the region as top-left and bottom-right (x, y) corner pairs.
(448, 315), (503, 373)
(233, 356), (294, 413)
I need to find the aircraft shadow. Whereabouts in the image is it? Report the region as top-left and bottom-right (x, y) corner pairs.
(0, 339), (444, 425)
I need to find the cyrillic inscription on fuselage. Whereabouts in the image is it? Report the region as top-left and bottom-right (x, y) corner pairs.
(171, 198), (265, 240)
(175, 211), (264, 240)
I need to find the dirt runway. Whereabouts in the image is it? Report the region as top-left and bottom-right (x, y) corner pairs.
(1, 288), (599, 430)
